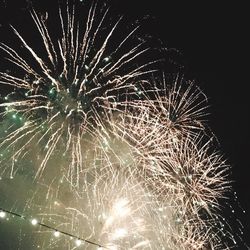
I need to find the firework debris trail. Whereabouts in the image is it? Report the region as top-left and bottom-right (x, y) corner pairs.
(0, 1), (246, 249)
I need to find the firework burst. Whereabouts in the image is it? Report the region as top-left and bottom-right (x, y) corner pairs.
(0, 0), (157, 184)
(0, 1), (245, 249)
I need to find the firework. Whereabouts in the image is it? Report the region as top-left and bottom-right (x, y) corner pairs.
(0, 0), (157, 184)
(0, 1), (245, 249)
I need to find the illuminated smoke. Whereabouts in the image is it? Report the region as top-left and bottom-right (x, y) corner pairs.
(0, 1), (243, 249)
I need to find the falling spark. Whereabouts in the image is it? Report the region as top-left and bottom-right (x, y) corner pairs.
(0, 1), (246, 249)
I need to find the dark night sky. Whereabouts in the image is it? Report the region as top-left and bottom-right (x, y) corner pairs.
(0, 0), (249, 248)
(113, 1), (250, 246)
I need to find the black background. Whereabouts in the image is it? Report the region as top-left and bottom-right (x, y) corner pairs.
(0, 0), (249, 248)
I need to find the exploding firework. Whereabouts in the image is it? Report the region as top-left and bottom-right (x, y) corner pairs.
(0, 0), (158, 184)
(0, 1), (246, 249)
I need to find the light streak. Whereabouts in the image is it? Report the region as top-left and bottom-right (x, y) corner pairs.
(0, 0), (246, 249)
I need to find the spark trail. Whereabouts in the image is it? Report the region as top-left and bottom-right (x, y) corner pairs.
(0, 1), (245, 249)
(0, 0), (156, 185)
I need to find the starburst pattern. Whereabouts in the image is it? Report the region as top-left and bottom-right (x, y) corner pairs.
(0, 0), (156, 184)
(0, 1), (244, 249)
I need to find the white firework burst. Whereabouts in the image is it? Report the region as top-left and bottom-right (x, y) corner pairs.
(0, 1), (243, 250)
(0, 0), (157, 184)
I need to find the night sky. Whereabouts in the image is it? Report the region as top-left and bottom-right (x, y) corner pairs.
(113, 1), (250, 247)
(0, 0), (249, 249)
